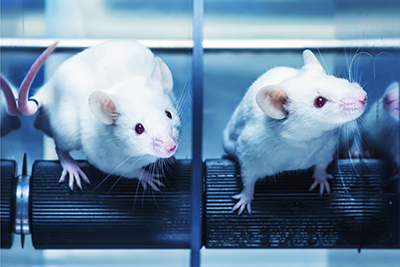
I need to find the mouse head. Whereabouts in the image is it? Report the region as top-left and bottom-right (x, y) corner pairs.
(88, 57), (180, 159)
(383, 81), (399, 121)
(256, 50), (367, 130)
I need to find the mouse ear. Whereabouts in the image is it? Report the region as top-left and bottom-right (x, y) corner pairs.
(256, 85), (288, 120)
(151, 57), (173, 94)
(303, 50), (324, 72)
(88, 91), (118, 125)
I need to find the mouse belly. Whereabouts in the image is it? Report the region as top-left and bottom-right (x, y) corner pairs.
(239, 142), (326, 176)
(277, 149), (319, 172)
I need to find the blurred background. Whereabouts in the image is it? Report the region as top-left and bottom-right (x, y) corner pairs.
(1, 0), (400, 266)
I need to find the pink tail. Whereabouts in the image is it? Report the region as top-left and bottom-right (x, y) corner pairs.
(0, 76), (20, 115)
(17, 41), (59, 116)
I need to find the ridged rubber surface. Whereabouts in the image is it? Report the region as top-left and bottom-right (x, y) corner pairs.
(205, 159), (399, 249)
(31, 160), (192, 249)
(1, 160), (16, 249)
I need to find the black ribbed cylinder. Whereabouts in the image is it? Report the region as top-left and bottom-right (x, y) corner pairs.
(30, 159), (192, 249)
(205, 158), (399, 249)
(1, 160), (16, 249)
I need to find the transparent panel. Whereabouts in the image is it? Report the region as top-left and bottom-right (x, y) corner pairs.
(203, 0), (400, 266)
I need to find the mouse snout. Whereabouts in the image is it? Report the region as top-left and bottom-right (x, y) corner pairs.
(153, 137), (178, 157)
(341, 93), (367, 112)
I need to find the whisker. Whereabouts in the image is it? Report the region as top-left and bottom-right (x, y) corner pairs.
(132, 169), (143, 211)
(316, 48), (330, 75)
(93, 146), (151, 191)
(349, 51), (375, 84)
(107, 175), (125, 195)
(149, 163), (162, 210)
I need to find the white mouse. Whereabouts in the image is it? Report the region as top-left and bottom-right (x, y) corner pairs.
(358, 82), (399, 166)
(1, 40), (181, 190)
(223, 50), (367, 215)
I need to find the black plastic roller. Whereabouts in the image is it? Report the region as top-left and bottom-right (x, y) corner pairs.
(1, 160), (17, 249)
(204, 158), (399, 249)
(30, 159), (192, 249)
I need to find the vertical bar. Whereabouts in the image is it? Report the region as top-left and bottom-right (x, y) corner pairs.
(190, 0), (204, 266)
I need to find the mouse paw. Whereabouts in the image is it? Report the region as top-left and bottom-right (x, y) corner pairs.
(309, 173), (333, 195)
(231, 192), (253, 215)
(140, 170), (165, 192)
(59, 161), (90, 190)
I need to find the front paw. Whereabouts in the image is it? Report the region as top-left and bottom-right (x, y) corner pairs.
(139, 170), (165, 192)
(59, 161), (90, 190)
(309, 173), (333, 195)
(232, 191), (253, 215)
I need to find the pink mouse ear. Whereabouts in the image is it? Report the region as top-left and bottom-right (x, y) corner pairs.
(88, 91), (118, 125)
(256, 85), (288, 120)
(151, 57), (173, 94)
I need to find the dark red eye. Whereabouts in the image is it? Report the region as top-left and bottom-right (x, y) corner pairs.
(135, 123), (145, 135)
(314, 96), (328, 108)
(165, 110), (172, 119)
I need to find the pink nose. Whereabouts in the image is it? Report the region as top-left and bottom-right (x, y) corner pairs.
(167, 144), (177, 153)
(153, 138), (177, 155)
(359, 95), (367, 106)
(341, 94), (367, 111)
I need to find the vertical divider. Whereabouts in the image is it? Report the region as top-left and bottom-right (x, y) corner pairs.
(190, 0), (204, 266)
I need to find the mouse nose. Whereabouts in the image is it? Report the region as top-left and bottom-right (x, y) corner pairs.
(341, 94), (367, 111)
(167, 144), (177, 153)
(359, 95), (367, 106)
(153, 138), (177, 157)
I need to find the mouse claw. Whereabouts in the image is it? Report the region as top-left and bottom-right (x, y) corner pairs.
(59, 169), (67, 183)
(309, 181), (318, 191)
(319, 183), (325, 196)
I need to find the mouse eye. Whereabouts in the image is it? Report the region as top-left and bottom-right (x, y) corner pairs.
(314, 96), (328, 108)
(165, 110), (172, 119)
(135, 123), (145, 135)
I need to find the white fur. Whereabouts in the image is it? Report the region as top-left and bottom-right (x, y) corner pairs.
(223, 50), (367, 215)
(33, 40), (180, 184)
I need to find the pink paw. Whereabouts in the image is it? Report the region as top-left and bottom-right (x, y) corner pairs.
(140, 170), (165, 192)
(59, 161), (90, 190)
(309, 173), (333, 195)
(232, 191), (253, 215)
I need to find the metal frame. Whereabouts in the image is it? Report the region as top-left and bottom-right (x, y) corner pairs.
(1, 38), (399, 51)
(190, 0), (204, 266)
